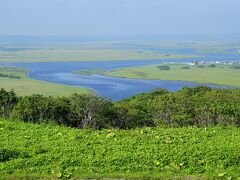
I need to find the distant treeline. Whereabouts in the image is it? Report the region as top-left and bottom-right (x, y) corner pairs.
(0, 73), (20, 79)
(1, 87), (240, 129)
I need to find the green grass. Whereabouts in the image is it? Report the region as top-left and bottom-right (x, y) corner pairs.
(105, 64), (240, 87)
(1, 118), (240, 179)
(72, 68), (106, 76)
(0, 49), (198, 62)
(2, 41), (240, 63)
(0, 66), (89, 96)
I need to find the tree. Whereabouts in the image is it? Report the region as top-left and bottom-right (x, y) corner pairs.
(12, 94), (53, 123)
(0, 89), (18, 117)
(69, 94), (114, 129)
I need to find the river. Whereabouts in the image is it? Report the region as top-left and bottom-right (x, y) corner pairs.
(1, 50), (239, 101)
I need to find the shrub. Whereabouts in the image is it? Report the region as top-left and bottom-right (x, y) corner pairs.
(181, 66), (190, 69)
(209, 64), (216, 68)
(0, 88), (18, 117)
(197, 65), (205, 68)
(0, 73), (20, 79)
(50, 97), (71, 125)
(0, 148), (29, 162)
(157, 65), (170, 71)
(2, 87), (240, 129)
(231, 65), (240, 69)
(68, 94), (115, 129)
(12, 94), (53, 123)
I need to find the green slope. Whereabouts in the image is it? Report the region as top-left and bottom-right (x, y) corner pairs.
(1, 119), (240, 179)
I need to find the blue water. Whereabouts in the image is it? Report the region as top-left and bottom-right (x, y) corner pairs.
(2, 52), (238, 101)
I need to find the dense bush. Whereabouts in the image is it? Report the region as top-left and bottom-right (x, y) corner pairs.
(231, 64), (240, 69)
(208, 64), (216, 68)
(116, 86), (240, 128)
(157, 65), (170, 70)
(0, 73), (20, 79)
(181, 66), (190, 69)
(197, 65), (205, 68)
(1, 86), (240, 129)
(11, 93), (116, 130)
(12, 94), (54, 123)
(68, 94), (115, 129)
(0, 148), (29, 162)
(0, 88), (18, 117)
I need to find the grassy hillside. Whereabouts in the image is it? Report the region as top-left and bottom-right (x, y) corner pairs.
(105, 64), (240, 87)
(0, 66), (89, 96)
(1, 118), (240, 179)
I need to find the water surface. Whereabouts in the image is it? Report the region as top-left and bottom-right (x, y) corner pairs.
(2, 55), (236, 101)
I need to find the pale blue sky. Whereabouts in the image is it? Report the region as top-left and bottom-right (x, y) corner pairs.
(0, 0), (239, 36)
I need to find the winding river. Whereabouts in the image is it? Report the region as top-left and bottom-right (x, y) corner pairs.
(1, 47), (240, 101)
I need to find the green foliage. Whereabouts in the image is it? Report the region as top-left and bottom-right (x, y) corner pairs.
(1, 119), (240, 179)
(1, 86), (240, 179)
(0, 88), (18, 117)
(117, 86), (240, 128)
(0, 148), (29, 162)
(115, 88), (169, 129)
(0, 149), (20, 162)
(12, 94), (53, 123)
(181, 66), (190, 69)
(1, 86), (240, 129)
(231, 64), (240, 69)
(0, 73), (20, 79)
(157, 65), (170, 70)
(68, 94), (114, 129)
(197, 65), (205, 68)
(12, 92), (116, 130)
(209, 64), (216, 68)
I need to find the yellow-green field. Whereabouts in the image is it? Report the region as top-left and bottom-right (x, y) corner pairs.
(0, 67), (89, 96)
(105, 64), (240, 87)
(0, 49), (198, 62)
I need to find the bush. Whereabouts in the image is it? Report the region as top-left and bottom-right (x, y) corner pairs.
(0, 88), (18, 117)
(0, 73), (20, 79)
(181, 66), (190, 69)
(2, 87), (240, 129)
(0, 148), (29, 162)
(12, 94), (54, 123)
(157, 65), (170, 71)
(231, 65), (240, 69)
(114, 89), (169, 129)
(209, 64), (216, 68)
(12, 93), (116, 130)
(68, 94), (115, 129)
(197, 65), (205, 68)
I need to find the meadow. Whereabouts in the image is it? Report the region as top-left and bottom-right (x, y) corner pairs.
(0, 66), (89, 96)
(105, 63), (240, 87)
(1, 118), (240, 179)
(0, 48), (196, 62)
(1, 41), (240, 63)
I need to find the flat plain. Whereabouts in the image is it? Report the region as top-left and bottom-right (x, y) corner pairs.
(0, 66), (89, 96)
(105, 64), (240, 87)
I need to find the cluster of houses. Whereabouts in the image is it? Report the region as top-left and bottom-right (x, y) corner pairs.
(190, 60), (240, 66)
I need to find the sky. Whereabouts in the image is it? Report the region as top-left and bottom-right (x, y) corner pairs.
(0, 0), (240, 36)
